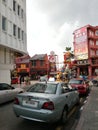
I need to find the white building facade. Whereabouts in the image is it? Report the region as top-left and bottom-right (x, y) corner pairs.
(0, 0), (27, 84)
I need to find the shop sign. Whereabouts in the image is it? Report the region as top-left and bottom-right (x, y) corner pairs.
(21, 64), (26, 69)
(49, 51), (56, 63)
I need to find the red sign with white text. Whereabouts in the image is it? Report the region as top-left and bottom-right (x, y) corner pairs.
(74, 27), (88, 60)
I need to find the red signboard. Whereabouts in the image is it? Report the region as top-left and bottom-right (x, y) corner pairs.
(74, 26), (88, 60)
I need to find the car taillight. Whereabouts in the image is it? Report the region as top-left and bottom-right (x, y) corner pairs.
(14, 97), (19, 105)
(84, 85), (86, 88)
(42, 101), (54, 110)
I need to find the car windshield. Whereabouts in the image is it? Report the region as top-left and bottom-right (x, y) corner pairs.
(27, 83), (57, 94)
(69, 80), (83, 84)
(0, 83), (12, 90)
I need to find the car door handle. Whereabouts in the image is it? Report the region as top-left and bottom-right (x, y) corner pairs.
(66, 95), (68, 98)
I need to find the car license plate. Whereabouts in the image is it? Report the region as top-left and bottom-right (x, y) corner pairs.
(23, 99), (38, 108)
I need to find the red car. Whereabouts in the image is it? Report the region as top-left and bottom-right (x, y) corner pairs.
(11, 77), (18, 84)
(69, 78), (90, 95)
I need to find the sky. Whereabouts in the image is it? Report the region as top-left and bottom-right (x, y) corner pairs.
(26, 0), (98, 63)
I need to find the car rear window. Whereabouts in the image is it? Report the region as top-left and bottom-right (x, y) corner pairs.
(69, 80), (83, 84)
(27, 83), (57, 94)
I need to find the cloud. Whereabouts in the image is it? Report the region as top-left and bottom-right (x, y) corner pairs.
(32, 0), (98, 26)
(26, 0), (98, 62)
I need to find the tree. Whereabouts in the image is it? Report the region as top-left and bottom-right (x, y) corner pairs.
(65, 47), (71, 51)
(65, 47), (74, 58)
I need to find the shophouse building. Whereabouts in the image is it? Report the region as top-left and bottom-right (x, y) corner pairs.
(73, 25), (98, 78)
(30, 54), (50, 80)
(15, 54), (30, 77)
(0, 0), (27, 83)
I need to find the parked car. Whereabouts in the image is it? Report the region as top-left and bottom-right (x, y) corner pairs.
(69, 78), (90, 95)
(13, 81), (79, 123)
(92, 79), (98, 86)
(0, 83), (24, 104)
(91, 77), (98, 87)
(11, 77), (18, 84)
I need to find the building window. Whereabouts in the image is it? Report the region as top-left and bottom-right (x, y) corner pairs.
(96, 50), (98, 55)
(95, 30), (98, 36)
(18, 27), (20, 39)
(13, 24), (16, 36)
(26, 64), (29, 67)
(21, 9), (24, 18)
(80, 61), (83, 64)
(96, 40), (98, 45)
(89, 40), (94, 45)
(21, 64), (26, 69)
(40, 61), (44, 66)
(13, 0), (16, 11)
(2, 0), (6, 4)
(90, 50), (95, 56)
(17, 64), (21, 68)
(18, 5), (20, 15)
(22, 30), (24, 40)
(32, 61), (36, 66)
(2, 16), (7, 31)
(89, 30), (94, 36)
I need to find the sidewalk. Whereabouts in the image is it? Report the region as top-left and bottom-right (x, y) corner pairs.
(75, 86), (98, 130)
(12, 80), (38, 88)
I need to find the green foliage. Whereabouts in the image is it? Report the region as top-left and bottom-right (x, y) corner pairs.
(65, 47), (74, 58)
(65, 47), (71, 51)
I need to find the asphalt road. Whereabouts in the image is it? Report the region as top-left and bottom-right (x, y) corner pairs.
(0, 102), (57, 130)
(0, 96), (86, 130)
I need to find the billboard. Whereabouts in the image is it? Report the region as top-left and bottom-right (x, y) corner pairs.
(48, 51), (56, 63)
(74, 27), (88, 60)
(48, 51), (56, 72)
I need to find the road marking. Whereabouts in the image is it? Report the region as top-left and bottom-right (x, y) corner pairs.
(79, 97), (83, 103)
(68, 106), (77, 118)
(84, 100), (87, 104)
(80, 106), (84, 111)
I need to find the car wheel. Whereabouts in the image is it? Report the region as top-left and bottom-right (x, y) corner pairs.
(61, 107), (68, 124)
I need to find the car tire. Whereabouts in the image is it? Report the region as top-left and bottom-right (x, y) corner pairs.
(61, 107), (68, 124)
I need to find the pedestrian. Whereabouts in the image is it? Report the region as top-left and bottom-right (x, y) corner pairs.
(25, 75), (30, 85)
(19, 75), (22, 84)
(89, 80), (93, 88)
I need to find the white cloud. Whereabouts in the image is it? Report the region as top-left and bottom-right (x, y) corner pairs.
(26, 0), (98, 63)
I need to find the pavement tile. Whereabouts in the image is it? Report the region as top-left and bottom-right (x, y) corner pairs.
(75, 86), (98, 130)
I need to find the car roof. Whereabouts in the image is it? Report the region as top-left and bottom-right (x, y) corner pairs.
(36, 81), (64, 85)
(0, 83), (8, 85)
(70, 78), (84, 80)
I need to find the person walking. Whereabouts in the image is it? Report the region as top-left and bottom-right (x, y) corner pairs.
(18, 75), (22, 84)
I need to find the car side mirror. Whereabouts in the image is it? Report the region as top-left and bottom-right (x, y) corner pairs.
(11, 86), (15, 89)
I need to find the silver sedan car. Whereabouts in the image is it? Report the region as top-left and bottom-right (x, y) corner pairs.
(0, 83), (24, 104)
(13, 81), (79, 123)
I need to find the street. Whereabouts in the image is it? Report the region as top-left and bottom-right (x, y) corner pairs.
(0, 95), (87, 130)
